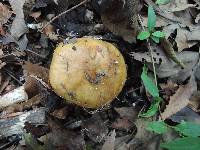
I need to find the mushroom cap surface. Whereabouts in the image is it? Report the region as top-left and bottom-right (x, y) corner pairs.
(49, 38), (127, 108)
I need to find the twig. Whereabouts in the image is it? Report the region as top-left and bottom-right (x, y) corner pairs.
(138, 14), (158, 87)
(3, 68), (23, 85)
(41, 0), (90, 31)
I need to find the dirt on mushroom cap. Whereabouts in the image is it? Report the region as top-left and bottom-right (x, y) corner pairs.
(49, 38), (127, 108)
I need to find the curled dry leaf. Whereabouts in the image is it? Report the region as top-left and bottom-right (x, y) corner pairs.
(189, 91), (200, 112)
(158, 0), (195, 12)
(29, 11), (41, 20)
(23, 62), (49, 84)
(130, 46), (199, 82)
(9, 0), (28, 50)
(43, 23), (58, 41)
(0, 2), (12, 25)
(9, 0), (27, 39)
(161, 77), (197, 120)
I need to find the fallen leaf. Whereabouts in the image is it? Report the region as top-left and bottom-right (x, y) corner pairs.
(170, 107), (200, 123)
(114, 107), (138, 122)
(175, 28), (189, 52)
(82, 113), (108, 143)
(159, 0), (195, 12)
(43, 23), (58, 41)
(161, 77), (197, 120)
(101, 130), (116, 150)
(100, 0), (140, 42)
(134, 118), (159, 150)
(9, 0), (28, 50)
(111, 117), (134, 132)
(189, 91), (200, 112)
(0, 2), (12, 25)
(50, 106), (69, 120)
(23, 62), (49, 84)
(29, 11), (41, 20)
(42, 124), (85, 150)
(130, 46), (199, 81)
(141, 15), (171, 28)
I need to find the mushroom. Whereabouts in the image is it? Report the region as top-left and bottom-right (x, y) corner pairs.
(49, 38), (127, 108)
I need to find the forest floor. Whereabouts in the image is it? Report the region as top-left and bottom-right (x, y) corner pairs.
(0, 0), (200, 150)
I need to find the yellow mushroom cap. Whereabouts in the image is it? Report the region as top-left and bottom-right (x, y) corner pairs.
(49, 38), (127, 108)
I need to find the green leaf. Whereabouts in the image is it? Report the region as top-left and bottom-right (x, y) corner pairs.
(173, 121), (200, 137)
(156, 0), (171, 5)
(160, 137), (200, 150)
(151, 35), (160, 43)
(152, 31), (166, 38)
(139, 97), (162, 117)
(137, 31), (150, 40)
(148, 5), (156, 32)
(146, 120), (169, 134)
(141, 65), (159, 97)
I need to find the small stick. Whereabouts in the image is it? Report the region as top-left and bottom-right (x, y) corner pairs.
(3, 68), (23, 85)
(41, 0), (90, 31)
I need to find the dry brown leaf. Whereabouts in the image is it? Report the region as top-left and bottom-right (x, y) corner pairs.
(141, 15), (170, 27)
(29, 11), (41, 20)
(23, 62), (49, 83)
(175, 28), (189, 52)
(0, 76), (10, 94)
(0, 60), (6, 69)
(145, 0), (192, 26)
(0, 2), (12, 25)
(189, 91), (200, 112)
(134, 118), (159, 150)
(50, 106), (69, 120)
(114, 107), (138, 122)
(9, 0), (27, 39)
(43, 23), (58, 41)
(100, 0), (140, 43)
(82, 114), (108, 143)
(111, 117), (134, 132)
(159, 0), (195, 12)
(9, 0), (28, 50)
(161, 78), (197, 120)
(130, 46), (199, 81)
(101, 130), (116, 150)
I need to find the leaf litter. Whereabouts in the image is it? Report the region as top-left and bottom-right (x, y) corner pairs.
(0, 0), (200, 149)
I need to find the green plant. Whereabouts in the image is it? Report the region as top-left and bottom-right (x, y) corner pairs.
(146, 120), (200, 150)
(155, 0), (171, 5)
(138, 3), (200, 150)
(139, 65), (162, 117)
(137, 5), (165, 43)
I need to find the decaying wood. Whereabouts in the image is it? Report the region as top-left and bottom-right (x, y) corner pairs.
(0, 107), (46, 139)
(0, 86), (28, 110)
